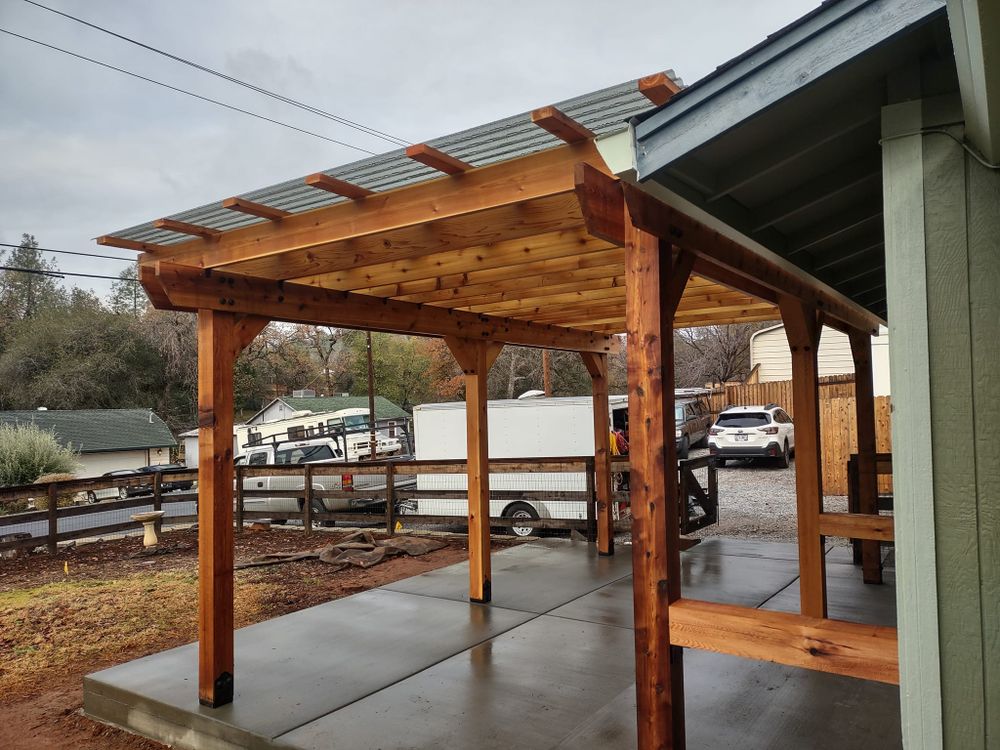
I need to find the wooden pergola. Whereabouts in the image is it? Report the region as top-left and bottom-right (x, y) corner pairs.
(103, 95), (893, 748)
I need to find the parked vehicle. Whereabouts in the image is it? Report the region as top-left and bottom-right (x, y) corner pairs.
(236, 437), (414, 523)
(407, 395), (631, 537)
(674, 390), (713, 459)
(708, 404), (795, 467)
(136, 463), (195, 493)
(85, 469), (142, 503)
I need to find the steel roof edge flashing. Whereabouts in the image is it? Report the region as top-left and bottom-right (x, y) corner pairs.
(634, 0), (947, 180)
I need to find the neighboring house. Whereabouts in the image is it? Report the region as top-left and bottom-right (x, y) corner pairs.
(247, 395), (410, 425)
(179, 427), (241, 469)
(0, 409), (176, 478)
(749, 324), (891, 396)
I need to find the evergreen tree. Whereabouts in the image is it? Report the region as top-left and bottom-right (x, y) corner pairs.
(0, 234), (65, 323)
(108, 262), (148, 316)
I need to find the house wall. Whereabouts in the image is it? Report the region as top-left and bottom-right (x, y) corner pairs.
(77, 449), (163, 478)
(251, 400), (298, 425)
(883, 96), (1000, 749)
(750, 324), (891, 395)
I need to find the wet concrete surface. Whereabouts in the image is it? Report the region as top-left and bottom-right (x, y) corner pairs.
(84, 537), (900, 750)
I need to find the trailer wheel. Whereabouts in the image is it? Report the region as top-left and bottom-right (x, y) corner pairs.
(503, 502), (539, 538)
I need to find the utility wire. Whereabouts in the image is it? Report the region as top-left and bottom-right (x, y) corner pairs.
(0, 265), (138, 282)
(0, 242), (135, 262)
(21, 0), (410, 147)
(0, 27), (378, 156)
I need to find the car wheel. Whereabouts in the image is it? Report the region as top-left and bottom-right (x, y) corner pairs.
(118, 486), (128, 500)
(503, 501), (539, 538)
(777, 441), (790, 469)
(87, 490), (98, 504)
(311, 499), (336, 528)
(678, 436), (690, 460)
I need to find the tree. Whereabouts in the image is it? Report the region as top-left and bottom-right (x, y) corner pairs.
(674, 323), (771, 386)
(346, 332), (432, 410)
(0, 234), (64, 325)
(108, 262), (148, 316)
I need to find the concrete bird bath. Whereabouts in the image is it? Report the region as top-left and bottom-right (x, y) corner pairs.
(131, 511), (166, 548)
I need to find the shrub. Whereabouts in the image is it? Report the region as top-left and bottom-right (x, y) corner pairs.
(0, 423), (80, 488)
(33, 472), (81, 509)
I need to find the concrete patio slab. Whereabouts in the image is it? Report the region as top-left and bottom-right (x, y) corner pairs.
(84, 538), (900, 750)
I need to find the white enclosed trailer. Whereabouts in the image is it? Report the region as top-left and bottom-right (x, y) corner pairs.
(409, 395), (628, 534)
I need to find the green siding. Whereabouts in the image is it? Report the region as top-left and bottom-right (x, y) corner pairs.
(883, 96), (1000, 748)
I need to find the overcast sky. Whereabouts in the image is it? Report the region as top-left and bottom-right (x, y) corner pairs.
(0, 0), (815, 297)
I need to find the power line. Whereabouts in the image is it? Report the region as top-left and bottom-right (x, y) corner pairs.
(0, 27), (378, 156)
(0, 242), (135, 262)
(21, 0), (410, 147)
(0, 265), (138, 282)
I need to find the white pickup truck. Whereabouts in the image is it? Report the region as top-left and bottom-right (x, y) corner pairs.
(235, 437), (413, 522)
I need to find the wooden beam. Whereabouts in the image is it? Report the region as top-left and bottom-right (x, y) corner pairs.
(638, 71), (682, 106)
(97, 235), (168, 253)
(154, 218), (222, 241)
(573, 162), (881, 332)
(445, 337), (493, 602)
(780, 296), (827, 619)
(222, 197), (292, 222)
(289, 217), (609, 292)
(818, 512), (894, 542)
(405, 143), (472, 175)
(627, 210), (691, 747)
(580, 351), (614, 556)
(849, 329), (882, 584)
(196, 309), (236, 708)
(668, 599), (899, 684)
(304, 173), (375, 200)
(531, 106), (595, 144)
(142, 262), (619, 354)
(144, 142), (608, 271)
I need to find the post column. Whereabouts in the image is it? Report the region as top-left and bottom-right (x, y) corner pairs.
(581, 351), (614, 555)
(197, 309), (236, 708)
(446, 338), (502, 603)
(626, 203), (693, 749)
(779, 297), (827, 619)
(850, 329), (882, 584)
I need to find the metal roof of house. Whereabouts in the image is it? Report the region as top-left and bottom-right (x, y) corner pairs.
(250, 395), (411, 424)
(109, 74), (680, 246)
(0, 409), (176, 454)
(632, 0), (954, 322)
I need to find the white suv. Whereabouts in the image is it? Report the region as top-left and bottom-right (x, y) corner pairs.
(708, 404), (795, 468)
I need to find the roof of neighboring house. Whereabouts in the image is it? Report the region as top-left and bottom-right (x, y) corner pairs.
(251, 395), (411, 424)
(0, 409), (176, 454)
(107, 72), (681, 245)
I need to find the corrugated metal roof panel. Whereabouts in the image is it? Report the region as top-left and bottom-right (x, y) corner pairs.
(108, 76), (672, 244)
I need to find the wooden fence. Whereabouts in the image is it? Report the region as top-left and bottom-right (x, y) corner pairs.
(821, 396), (893, 496)
(706, 374), (858, 418)
(0, 457), (717, 554)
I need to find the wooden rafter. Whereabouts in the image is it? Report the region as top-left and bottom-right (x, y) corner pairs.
(146, 143), (607, 272)
(304, 173), (375, 200)
(531, 106), (595, 144)
(154, 218), (222, 241)
(638, 71), (682, 106)
(222, 197), (291, 222)
(97, 235), (168, 253)
(142, 262), (619, 354)
(405, 143), (472, 175)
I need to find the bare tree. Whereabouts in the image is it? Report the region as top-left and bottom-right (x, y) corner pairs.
(675, 323), (771, 386)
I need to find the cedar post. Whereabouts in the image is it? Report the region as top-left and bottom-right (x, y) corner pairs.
(152, 472), (163, 538)
(849, 330), (882, 584)
(445, 338), (502, 603)
(779, 297), (827, 618)
(580, 351), (614, 555)
(196, 309), (237, 708)
(625, 204), (693, 749)
(303, 464), (314, 535)
(47, 483), (58, 554)
(385, 462), (396, 536)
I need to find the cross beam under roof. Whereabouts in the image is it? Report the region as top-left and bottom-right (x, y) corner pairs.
(140, 262), (619, 354)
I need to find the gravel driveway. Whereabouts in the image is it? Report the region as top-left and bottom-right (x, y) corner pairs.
(619, 448), (849, 545)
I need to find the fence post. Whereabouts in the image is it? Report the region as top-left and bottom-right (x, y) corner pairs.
(153, 473), (163, 537)
(47, 483), (58, 554)
(235, 466), (244, 532)
(303, 464), (314, 535)
(385, 462), (396, 536)
(707, 459), (719, 525)
(585, 457), (596, 543)
(847, 455), (862, 564)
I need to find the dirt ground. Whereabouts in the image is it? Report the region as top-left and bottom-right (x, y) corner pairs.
(0, 525), (518, 750)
